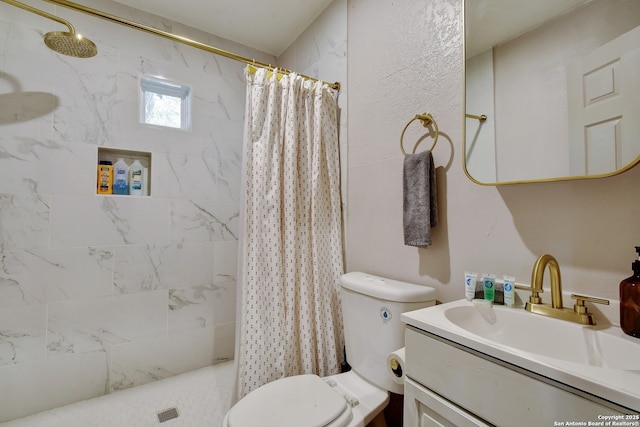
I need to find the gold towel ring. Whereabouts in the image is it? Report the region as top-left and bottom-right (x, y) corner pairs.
(400, 113), (439, 155)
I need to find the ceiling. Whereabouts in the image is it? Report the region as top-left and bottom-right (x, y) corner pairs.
(111, 0), (335, 56)
(465, 0), (588, 58)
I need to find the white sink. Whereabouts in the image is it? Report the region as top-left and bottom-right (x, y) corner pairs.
(401, 298), (640, 412)
(443, 303), (640, 370)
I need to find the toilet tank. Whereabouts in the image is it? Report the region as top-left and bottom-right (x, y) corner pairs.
(340, 272), (436, 395)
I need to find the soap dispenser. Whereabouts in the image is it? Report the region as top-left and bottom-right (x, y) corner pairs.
(620, 246), (640, 338)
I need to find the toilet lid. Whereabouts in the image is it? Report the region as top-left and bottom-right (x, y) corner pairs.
(227, 374), (351, 427)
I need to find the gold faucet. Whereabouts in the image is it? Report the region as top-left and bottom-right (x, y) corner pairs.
(516, 254), (609, 325)
(533, 254), (563, 309)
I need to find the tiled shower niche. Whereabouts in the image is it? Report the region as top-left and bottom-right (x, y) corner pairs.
(97, 147), (152, 196)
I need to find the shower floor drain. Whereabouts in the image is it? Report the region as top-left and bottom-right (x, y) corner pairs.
(157, 407), (179, 423)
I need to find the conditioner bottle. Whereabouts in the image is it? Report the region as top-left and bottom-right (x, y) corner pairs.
(113, 158), (129, 195)
(128, 160), (144, 196)
(620, 246), (640, 338)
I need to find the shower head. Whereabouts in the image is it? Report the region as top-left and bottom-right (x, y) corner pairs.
(44, 31), (97, 58)
(2, 0), (97, 58)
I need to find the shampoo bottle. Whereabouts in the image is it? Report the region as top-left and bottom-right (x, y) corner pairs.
(97, 160), (113, 194)
(620, 246), (640, 338)
(128, 159), (144, 196)
(113, 158), (129, 195)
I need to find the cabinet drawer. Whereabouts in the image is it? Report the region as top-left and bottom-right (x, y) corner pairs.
(405, 377), (492, 427)
(405, 327), (623, 426)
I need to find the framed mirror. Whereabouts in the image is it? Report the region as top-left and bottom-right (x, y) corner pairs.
(464, 0), (640, 185)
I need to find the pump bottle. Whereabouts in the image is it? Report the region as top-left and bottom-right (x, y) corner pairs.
(620, 246), (640, 338)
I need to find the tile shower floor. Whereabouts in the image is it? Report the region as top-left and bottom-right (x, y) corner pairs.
(1, 361), (235, 427)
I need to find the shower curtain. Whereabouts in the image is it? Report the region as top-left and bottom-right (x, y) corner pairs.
(236, 67), (345, 398)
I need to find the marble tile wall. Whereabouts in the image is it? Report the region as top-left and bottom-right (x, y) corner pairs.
(0, 0), (346, 421)
(0, 0), (267, 421)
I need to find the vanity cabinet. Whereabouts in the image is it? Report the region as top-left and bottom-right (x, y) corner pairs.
(405, 377), (490, 426)
(404, 327), (625, 427)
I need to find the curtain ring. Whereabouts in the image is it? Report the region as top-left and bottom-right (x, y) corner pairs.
(400, 113), (439, 155)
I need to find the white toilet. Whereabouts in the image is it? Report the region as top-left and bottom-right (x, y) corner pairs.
(223, 271), (437, 427)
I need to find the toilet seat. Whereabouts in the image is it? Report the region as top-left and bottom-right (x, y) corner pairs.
(225, 374), (353, 427)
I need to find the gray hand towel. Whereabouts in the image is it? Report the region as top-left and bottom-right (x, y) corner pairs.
(403, 150), (438, 248)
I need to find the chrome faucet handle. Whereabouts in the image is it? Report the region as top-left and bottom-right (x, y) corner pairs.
(514, 284), (543, 304)
(570, 294), (610, 314)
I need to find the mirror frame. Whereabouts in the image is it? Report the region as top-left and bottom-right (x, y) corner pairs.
(461, 1), (640, 186)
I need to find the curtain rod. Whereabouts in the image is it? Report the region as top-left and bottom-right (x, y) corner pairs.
(42, 0), (341, 91)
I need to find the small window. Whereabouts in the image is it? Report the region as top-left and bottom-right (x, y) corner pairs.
(140, 76), (191, 130)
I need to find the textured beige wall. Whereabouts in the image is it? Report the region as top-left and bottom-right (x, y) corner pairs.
(346, 0), (640, 304)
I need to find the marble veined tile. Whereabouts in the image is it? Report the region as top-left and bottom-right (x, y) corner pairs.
(214, 240), (238, 283)
(0, 361), (235, 427)
(0, 21), (120, 145)
(0, 194), (50, 251)
(313, 40), (348, 93)
(0, 22), (56, 141)
(200, 119), (243, 162)
(208, 123), (243, 202)
(0, 137), (96, 195)
(170, 198), (239, 243)
(113, 242), (214, 294)
(151, 152), (220, 199)
(213, 322), (236, 363)
(0, 350), (108, 423)
(0, 19), (106, 91)
(168, 281), (235, 333)
(0, 89), (56, 141)
(69, 4), (176, 65)
(0, 247), (113, 307)
(0, 5), (51, 38)
(0, 304), (46, 366)
(169, 19), (255, 83)
(46, 291), (167, 356)
(108, 325), (218, 392)
(218, 156), (242, 202)
(108, 50), (244, 157)
(297, 0), (347, 73)
(50, 195), (171, 248)
(188, 72), (246, 122)
(50, 50), (119, 146)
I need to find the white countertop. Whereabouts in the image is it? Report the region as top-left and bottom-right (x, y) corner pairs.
(401, 299), (640, 413)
